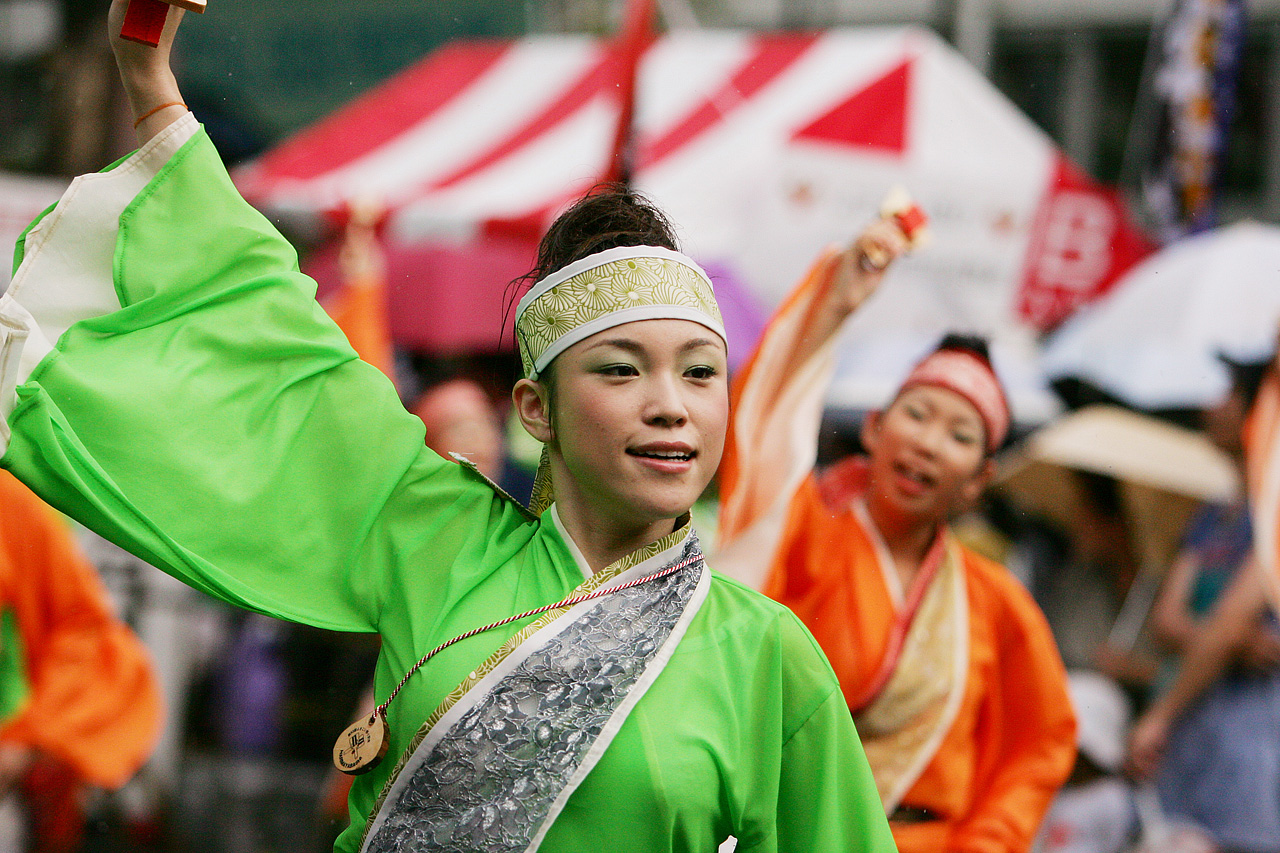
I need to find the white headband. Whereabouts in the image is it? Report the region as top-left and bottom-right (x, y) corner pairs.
(514, 245), (726, 380)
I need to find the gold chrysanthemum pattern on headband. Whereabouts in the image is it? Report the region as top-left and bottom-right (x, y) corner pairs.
(517, 256), (722, 377)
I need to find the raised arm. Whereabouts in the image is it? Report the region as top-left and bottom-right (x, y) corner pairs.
(0, 3), (484, 633)
(108, 0), (188, 144)
(1127, 562), (1273, 778)
(713, 220), (907, 587)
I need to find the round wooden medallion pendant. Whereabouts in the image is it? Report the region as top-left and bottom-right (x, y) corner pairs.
(333, 708), (389, 775)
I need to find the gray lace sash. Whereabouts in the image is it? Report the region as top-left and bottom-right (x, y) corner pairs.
(362, 536), (707, 853)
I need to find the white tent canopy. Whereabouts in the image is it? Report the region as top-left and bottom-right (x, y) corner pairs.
(231, 27), (1150, 423)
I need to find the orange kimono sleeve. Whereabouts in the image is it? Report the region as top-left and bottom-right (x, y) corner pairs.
(761, 483), (887, 711)
(0, 471), (162, 789)
(716, 247), (846, 588)
(947, 564), (1076, 853)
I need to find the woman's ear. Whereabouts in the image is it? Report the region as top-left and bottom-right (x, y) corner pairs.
(513, 378), (554, 444)
(959, 456), (996, 509)
(860, 409), (883, 455)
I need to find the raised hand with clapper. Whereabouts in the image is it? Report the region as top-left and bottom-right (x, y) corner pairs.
(119, 0), (205, 47)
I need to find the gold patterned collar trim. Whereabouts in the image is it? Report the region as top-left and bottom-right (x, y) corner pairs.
(421, 513), (691, 730)
(362, 513), (696, 838)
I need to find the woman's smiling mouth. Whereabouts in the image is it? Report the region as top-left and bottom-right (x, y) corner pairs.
(628, 443), (697, 467)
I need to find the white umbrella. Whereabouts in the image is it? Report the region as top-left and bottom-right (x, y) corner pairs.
(997, 404), (1239, 508)
(1041, 221), (1280, 410)
(997, 405), (1239, 572)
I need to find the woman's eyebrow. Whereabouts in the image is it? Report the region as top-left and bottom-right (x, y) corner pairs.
(582, 336), (722, 355)
(946, 413), (983, 431)
(583, 338), (645, 355)
(679, 338), (722, 353)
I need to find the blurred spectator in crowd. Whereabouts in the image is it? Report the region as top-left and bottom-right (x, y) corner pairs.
(1035, 670), (1138, 853)
(1150, 357), (1267, 668)
(1036, 472), (1159, 695)
(411, 377), (535, 506)
(1128, 356), (1280, 853)
(77, 529), (234, 845)
(0, 470), (162, 852)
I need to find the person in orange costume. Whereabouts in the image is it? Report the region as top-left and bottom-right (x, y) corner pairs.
(0, 469), (162, 849)
(715, 218), (1076, 853)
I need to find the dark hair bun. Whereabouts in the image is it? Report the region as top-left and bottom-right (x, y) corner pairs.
(503, 185), (683, 355)
(935, 332), (992, 364)
(527, 184), (680, 284)
(1217, 352), (1272, 410)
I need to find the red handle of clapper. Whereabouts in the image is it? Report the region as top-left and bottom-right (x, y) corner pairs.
(119, 0), (171, 47)
(893, 206), (928, 242)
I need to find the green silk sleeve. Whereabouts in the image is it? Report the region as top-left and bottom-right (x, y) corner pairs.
(771, 688), (895, 853)
(1, 127), (461, 633)
(728, 604), (895, 853)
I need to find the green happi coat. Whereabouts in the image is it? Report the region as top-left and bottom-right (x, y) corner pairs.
(0, 115), (893, 853)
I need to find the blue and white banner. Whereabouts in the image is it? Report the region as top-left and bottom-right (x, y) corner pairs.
(1140, 0), (1247, 242)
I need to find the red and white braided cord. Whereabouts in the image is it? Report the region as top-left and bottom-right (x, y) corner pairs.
(375, 552), (703, 717)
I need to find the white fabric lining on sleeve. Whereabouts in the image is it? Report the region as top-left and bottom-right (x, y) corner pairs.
(710, 249), (842, 590)
(0, 113), (198, 452)
(0, 305), (36, 448)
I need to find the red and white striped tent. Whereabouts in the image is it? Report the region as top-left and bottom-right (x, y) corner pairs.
(235, 26), (1153, 424)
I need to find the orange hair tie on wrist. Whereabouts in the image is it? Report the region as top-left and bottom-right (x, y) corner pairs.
(133, 102), (186, 129)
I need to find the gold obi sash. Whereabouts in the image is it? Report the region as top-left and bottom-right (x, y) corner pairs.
(854, 534), (969, 814)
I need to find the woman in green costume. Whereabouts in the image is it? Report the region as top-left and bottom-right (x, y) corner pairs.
(0, 3), (895, 851)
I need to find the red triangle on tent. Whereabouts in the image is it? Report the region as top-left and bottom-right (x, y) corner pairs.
(792, 59), (911, 154)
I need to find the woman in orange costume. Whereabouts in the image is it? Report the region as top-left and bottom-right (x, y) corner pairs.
(0, 469), (161, 850)
(715, 219), (1076, 853)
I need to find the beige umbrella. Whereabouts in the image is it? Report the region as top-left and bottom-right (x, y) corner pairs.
(994, 404), (1241, 648)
